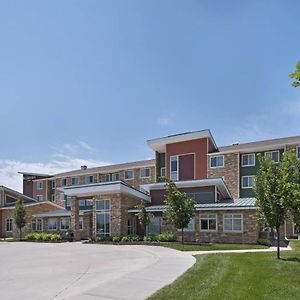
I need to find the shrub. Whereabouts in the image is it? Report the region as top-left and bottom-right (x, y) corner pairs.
(156, 232), (176, 242)
(143, 236), (156, 242)
(88, 236), (95, 242)
(24, 232), (62, 242)
(129, 235), (142, 242)
(96, 236), (112, 242)
(112, 236), (121, 243)
(121, 236), (130, 242)
(257, 238), (272, 246)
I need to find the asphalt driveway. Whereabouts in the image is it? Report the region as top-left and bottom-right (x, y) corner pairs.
(0, 242), (195, 300)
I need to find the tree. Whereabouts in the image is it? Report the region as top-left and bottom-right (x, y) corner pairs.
(14, 198), (27, 240)
(289, 61), (300, 87)
(135, 200), (153, 235)
(254, 155), (287, 259)
(164, 179), (195, 244)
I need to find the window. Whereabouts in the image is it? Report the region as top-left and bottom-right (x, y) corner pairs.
(147, 217), (162, 236)
(170, 156), (178, 181)
(242, 153), (255, 167)
(71, 177), (79, 185)
(101, 174), (111, 182)
(161, 167), (166, 177)
(124, 170), (134, 180)
(32, 219), (42, 231)
(60, 193), (65, 201)
(128, 218), (136, 235)
(36, 195), (43, 202)
(79, 217), (84, 230)
(178, 217), (195, 232)
(51, 194), (55, 202)
(85, 199), (93, 206)
(265, 150), (280, 163)
(66, 196), (71, 208)
(210, 155), (224, 168)
(111, 173), (119, 181)
(61, 178), (67, 186)
(242, 176), (255, 189)
(224, 214), (243, 232)
(52, 181), (56, 189)
(60, 217), (70, 230)
(6, 219), (13, 232)
(85, 175), (94, 184)
(140, 168), (151, 178)
(5, 195), (17, 204)
(297, 146), (300, 160)
(96, 199), (111, 236)
(36, 181), (43, 190)
(200, 214), (217, 231)
(48, 218), (58, 231)
(79, 199), (86, 206)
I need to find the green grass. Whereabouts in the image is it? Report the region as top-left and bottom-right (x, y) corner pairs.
(160, 242), (268, 251)
(148, 240), (300, 300)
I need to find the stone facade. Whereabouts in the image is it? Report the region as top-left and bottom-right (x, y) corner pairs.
(207, 152), (240, 199)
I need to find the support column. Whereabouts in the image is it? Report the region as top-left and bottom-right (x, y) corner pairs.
(71, 196), (80, 241)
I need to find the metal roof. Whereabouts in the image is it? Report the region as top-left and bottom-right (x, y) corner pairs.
(32, 209), (92, 218)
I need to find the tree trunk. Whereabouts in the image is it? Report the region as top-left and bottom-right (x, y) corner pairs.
(19, 228), (22, 241)
(276, 226), (280, 259)
(181, 228), (184, 244)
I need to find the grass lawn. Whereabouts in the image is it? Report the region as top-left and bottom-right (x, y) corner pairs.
(160, 242), (268, 251)
(148, 240), (300, 300)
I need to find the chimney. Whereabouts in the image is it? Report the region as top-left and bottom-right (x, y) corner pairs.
(81, 165), (87, 170)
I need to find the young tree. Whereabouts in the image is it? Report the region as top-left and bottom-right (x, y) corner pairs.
(135, 200), (153, 235)
(14, 198), (27, 240)
(289, 61), (300, 87)
(254, 155), (287, 259)
(164, 180), (195, 244)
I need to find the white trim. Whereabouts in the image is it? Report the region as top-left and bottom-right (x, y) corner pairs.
(36, 181), (44, 190)
(200, 214), (218, 232)
(140, 167), (151, 178)
(241, 153), (256, 167)
(124, 169), (134, 180)
(209, 155), (224, 168)
(196, 206), (257, 211)
(71, 177), (80, 186)
(5, 218), (13, 232)
(241, 175), (255, 189)
(223, 213), (243, 233)
(160, 167), (166, 177)
(170, 155), (179, 181)
(264, 150), (280, 163)
(47, 218), (58, 231)
(5, 194), (18, 205)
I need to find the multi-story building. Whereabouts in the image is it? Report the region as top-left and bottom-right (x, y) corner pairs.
(1, 130), (300, 242)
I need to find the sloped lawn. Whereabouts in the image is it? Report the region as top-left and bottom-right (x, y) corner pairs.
(148, 240), (300, 300)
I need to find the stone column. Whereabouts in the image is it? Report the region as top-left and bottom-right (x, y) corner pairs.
(71, 196), (80, 241)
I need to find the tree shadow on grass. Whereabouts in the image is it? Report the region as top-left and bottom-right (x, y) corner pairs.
(281, 257), (300, 263)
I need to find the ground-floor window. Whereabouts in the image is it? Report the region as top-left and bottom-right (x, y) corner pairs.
(96, 213), (110, 235)
(79, 217), (83, 230)
(60, 217), (70, 230)
(127, 218), (136, 235)
(293, 223), (299, 236)
(147, 217), (162, 236)
(48, 218), (58, 231)
(178, 217), (195, 232)
(6, 218), (13, 232)
(223, 214), (243, 232)
(200, 214), (217, 231)
(32, 219), (42, 231)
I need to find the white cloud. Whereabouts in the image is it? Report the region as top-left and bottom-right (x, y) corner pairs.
(78, 141), (94, 151)
(157, 117), (171, 126)
(0, 155), (110, 193)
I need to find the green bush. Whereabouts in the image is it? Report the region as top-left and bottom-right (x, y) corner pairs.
(96, 236), (112, 242)
(121, 236), (130, 242)
(112, 236), (121, 243)
(257, 238), (272, 246)
(129, 235), (142, 242)
(156, 232), (176, 242)
(25, 232), (62, 242)
(143, 236), (156, 242)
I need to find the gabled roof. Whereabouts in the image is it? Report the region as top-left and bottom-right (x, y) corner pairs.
(147, 129), (218, 153)
(210, 135), (300, 155)
(32, 209), (91, 218)
(0, 185), (37, 204)
(18, 172), (52, 177)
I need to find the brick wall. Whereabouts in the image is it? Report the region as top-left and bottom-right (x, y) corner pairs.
(207, 152), (240, 199)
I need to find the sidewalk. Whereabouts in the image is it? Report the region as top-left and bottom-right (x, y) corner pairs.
(187, 245), (292, 256)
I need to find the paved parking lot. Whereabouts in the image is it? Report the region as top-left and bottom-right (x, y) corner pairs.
(0, 242), (195, 300)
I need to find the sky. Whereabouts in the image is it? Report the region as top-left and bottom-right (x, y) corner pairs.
(0, 0), (299, 192)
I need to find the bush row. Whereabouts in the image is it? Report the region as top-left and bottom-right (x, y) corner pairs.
(24, 233), (63, 242)
(89, 232), (176, 243)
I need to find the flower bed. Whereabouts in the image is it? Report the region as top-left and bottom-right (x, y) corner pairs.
(24, 233), (63, 242)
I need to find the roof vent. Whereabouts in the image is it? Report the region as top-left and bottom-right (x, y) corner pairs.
(232, 142), (239, 146)
(81, 165), (87, 170)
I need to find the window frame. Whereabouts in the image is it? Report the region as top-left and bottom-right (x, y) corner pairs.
(140, 167), (151, 178)
(177, 217), (195, 232)
(111, 173), (119, 181)
(170, 155), (179, 181)
(265, 150), (280, 163)
(160, 167), (166, 177)
(32, 218), (43, 232)
(36, 195), (43, 202)
(36, 181), (43, 190)
(241, 153), (256, 167)
(79, 217), (84, 231)
(223, 214), (243, 233)
(85, 175), (94, 184)
(241, 175), (255, 189)
(61, 178), (67, 187)
(60, 217), (70, 231)
(95, 199), (111, 236)
(47, 218), (58, 231)
(210, 155), (224, 168)
(200, 214), (218, 232)
(5, 218), (13, 232)
(124, 170), (134, 180)
(71, 177), (79, 185)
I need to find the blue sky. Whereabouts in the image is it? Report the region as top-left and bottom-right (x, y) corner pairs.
(0, 0), (299, 191)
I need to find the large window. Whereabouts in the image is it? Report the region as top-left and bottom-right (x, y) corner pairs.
(242, 153), (255, 167)
(60, 218), (70, 230)
(147, 217), (162, 236)
(124, 170), (134, 180)
(111, 173), (119, 181)
(200, 214), (217, 231)
(170, 156), (179, 181)
(223, 214), (243, 232)
(242, 176), (255, 189)
(36, 181), (43, 190)
(96, 199), (110, 236)
(36, 195), (43, 202)
(5, 219), (13, 232)
(210, 156), (224, 168)
(85, 175), (94, 184)
(32, 219), (42, 231)
(79, 199), (93, 207)
(61, 178), (67, 186)
(140, 168), (151, 178)
(71, 177), (79, 185)
(265, 150), (280, 163)
(48, 218), (58, 231)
